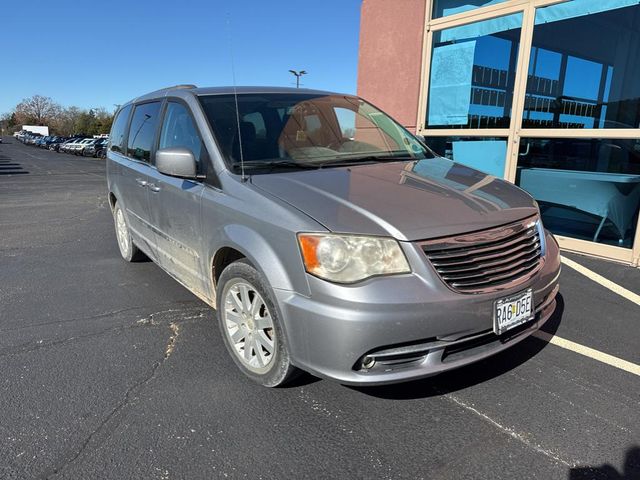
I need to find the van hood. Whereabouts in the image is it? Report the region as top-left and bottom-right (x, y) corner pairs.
(250, 158), (538, 241)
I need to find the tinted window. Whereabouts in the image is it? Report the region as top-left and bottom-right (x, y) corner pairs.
(433, 0), (508, 18)
(516, 137), (640, 247)
(109, 105), (132, 153)
(127, 102), (161, 161)
(199, 93), (431, 173)
(425, 136), (507, 178)
(523, 2), (640, 129)
(158, 102), (202, 164)
(426, 13), (523, 129)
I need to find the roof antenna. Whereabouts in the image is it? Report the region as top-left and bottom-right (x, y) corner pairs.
(226, 12), (246, 182)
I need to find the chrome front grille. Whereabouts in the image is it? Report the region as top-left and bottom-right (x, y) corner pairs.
(421, 216), (543, 294)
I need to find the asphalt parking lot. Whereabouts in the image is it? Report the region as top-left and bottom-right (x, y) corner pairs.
(1, 137), (639, 480)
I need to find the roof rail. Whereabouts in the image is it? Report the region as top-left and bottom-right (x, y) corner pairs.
(131, 84), (198, 103)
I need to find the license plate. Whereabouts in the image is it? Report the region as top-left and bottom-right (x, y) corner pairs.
(493, 289), (534, 335)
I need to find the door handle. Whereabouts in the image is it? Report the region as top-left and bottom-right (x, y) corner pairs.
(135, 178), (148, 187)
(148, 183), (161, 193)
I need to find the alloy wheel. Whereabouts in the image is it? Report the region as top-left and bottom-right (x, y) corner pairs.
(222, 280), (276, 372)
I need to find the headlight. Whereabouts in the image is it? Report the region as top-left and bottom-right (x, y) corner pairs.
(298, 233), (410, 283)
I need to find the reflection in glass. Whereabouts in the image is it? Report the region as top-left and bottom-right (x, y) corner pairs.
(402, 157), (511, 210)
(426, 136), (507, 177)
(426, 13), (522, 129)
(516, 138), (640, 247)
(127, 102), (161, 161)
(159, 102), (202, 164)
(109, 105), (132, 153)
(199, 94), (431, 171)
(432, 0), (509, 18)
(524, 0), (640, 129)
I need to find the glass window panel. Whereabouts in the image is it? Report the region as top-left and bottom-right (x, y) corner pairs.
(127, 102), (162, 162)
(524, 0), (640, 129)
(432, 0), (509, 18)
(242, 112), (267, 140)
(109, 105), (132, 153)
(516, 138), (640, 247)
(334, 107), (356, 138)
(159, 102), (202, 164)
(425, 136), (507, 177)
(426, 13), (522, 129)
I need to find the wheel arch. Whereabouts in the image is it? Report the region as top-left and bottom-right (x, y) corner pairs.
(108, 192), (117, 211)
(209, 224), (307, 297)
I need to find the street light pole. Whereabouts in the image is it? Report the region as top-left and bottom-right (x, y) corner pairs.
(288, 69), (307, 88)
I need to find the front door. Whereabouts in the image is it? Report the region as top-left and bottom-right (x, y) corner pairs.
(147, 101), (207, 293)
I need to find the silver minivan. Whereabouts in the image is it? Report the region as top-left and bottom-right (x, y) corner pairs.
(107, 85), (561, 387)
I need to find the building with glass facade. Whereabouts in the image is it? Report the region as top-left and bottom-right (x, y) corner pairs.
(357, 0), (640, 266)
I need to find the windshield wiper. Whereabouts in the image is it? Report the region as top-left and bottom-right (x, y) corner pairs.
(313, 155), (414, 168)
(232, 155), (416, 172)
(231, 160), (320, 171)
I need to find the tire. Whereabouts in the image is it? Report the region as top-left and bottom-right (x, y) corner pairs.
(216, 259), (299, 387)
(112, 202), (145, 262)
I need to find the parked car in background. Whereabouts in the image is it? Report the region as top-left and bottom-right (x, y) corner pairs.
(68, 138), (87, 155)
(39, 136), (62, 149)
(55, 138), (72, 153)
(24, 133), (41, 145)
(46, 137), (68, 151)
(107, 85), (561, 388)
(83, 138), (108, 158)
(73, 138), (94, 155)
(61, 137), (86, 154)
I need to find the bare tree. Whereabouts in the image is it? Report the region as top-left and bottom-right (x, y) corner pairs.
(14, 95), (61, 126)
(4, 95), (113, 135)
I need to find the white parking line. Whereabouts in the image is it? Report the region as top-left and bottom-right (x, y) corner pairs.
(533, 331), (640, 377)
(531, 255), (640, 377)
(560, 255), (640, 307)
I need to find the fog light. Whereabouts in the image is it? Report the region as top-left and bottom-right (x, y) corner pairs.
(361, 355), (376, 369)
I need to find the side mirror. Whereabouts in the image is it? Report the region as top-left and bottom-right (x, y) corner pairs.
(156, 147), (197, 179)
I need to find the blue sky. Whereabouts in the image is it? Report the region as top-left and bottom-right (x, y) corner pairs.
(1, 0), (362, 114)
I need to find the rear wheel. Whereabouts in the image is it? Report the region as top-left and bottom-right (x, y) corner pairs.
(216, 259), (299, 387)
(112, 203), (145, 262)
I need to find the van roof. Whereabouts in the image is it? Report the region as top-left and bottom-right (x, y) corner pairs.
(127, 85), (345, 106)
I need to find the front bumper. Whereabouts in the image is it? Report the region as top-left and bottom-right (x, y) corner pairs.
(275, 231), (561, 385)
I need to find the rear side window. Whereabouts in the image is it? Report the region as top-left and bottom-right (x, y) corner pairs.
(127, 102), (162, 161)
(159, 102), (203, 164)
(109, 105), (132, 153)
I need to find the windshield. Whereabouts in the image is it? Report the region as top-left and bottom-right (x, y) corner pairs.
(198, 93), (433, 173)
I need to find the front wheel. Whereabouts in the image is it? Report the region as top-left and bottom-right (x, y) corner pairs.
(216, 260), (299, 387)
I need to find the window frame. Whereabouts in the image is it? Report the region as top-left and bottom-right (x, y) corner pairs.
(418, 0), (640, 265)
